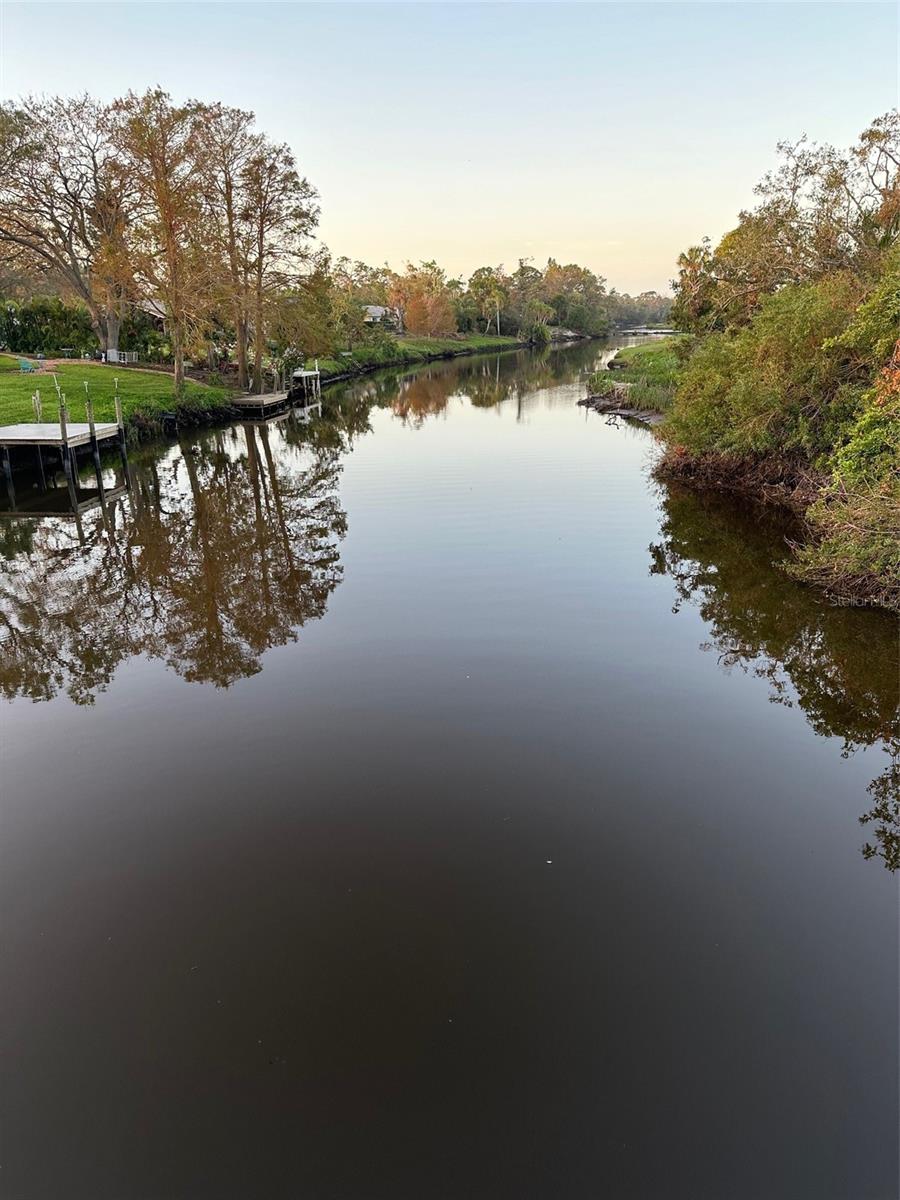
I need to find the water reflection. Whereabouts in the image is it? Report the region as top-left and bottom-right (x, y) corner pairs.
(650, 483), (900, 870)
(0, 416), (345, 702)
(330, 342), (604, 425)
(2, 344), (896, 872)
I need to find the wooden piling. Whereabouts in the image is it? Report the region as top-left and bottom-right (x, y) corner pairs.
(59, 397), (78, 491)
(2, 446), (15, 509)
(114, 389), (129, 475)
(85, 395), (105, 497)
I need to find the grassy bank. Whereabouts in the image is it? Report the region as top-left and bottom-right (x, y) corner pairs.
(309, 333), (524, 381)
(588, 337), (682, 413)
(0, 334), (524, 435)
(0, 355), (234, 434)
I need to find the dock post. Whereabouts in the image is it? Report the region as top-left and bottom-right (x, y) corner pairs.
(86, 395), (105, 498)
(59, 396), (78, 498)
(114, 391), (129, 475)
(2, 446), (15, 509)
(31, 390), (47, 490)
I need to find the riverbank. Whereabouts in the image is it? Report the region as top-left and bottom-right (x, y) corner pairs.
(309, 333), (526, 384)
(584, 334), (900, 614)
(578, 392), (665, 427)
(655, 444), (900, 615)
(0, 334), (527, 439)
(581, 336), (680, 425)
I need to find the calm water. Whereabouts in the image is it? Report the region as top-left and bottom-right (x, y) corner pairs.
(1, 341), (898, 1199)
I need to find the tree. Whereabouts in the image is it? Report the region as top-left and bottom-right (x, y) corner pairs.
(605, 290), (673, 328)
(239, 139), (318, 392)
(671, 240), (718, 332)
(330, 257), (378, 350)
(197, 102), (262, 390)
(468, 266), (508, 334)
(390, 261), (457, 337)
(268, 249), (339, 365)
(541, 258), (607, 335)
(110, 89), (213, 393)
(0, 94), (134, 352)
(672, 112), (900, 334)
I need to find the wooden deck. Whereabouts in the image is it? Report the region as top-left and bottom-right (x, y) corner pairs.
(0, 421), (121, 447)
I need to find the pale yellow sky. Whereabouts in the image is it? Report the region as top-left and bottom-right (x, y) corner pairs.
(2, 2), (897, 293)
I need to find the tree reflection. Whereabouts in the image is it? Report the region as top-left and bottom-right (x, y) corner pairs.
(327, 341), (605, 426)
(649, 483), (900, 870)
(0, 417), (346, 702)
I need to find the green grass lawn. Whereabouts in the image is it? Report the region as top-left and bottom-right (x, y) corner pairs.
(0, 355), (234, 429)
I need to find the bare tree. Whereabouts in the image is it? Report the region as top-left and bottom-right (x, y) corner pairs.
(0, 94), (134, 352)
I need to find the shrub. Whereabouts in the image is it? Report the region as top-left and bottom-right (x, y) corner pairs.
(665, 275), (866, 460)
(788, 342), (900, 610)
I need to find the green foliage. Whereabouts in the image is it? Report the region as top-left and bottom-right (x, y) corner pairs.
(587, 370), (619, 397)
(671, 113), (900, 335)
(665, 276), (864, 458)
(606, 290), (673, 329)
(789, 479), (900, 611)
(0, 297), (97, 355)
(611, 338), (682, 383)
(120, 308), (170, 362)
(529, 321), (551, 348)
(832, 391), (900, 485)
(829, 246), (900, 368)
(664, 110), (900, 609)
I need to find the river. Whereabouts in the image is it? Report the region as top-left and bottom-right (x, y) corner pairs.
(1, 339), (898, 1199)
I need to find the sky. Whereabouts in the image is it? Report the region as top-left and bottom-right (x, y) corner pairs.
(0, 1), (897, 294)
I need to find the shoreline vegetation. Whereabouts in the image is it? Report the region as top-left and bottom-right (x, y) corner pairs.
(580, 111), (900, 616)
(582, 337), (681, 425)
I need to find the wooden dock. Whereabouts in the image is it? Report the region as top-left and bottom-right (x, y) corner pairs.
(231, 391), (291, 416)
(0, 394), (128, 510)
(230, 365), (322, 417)
(0, 421), (120, 447)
